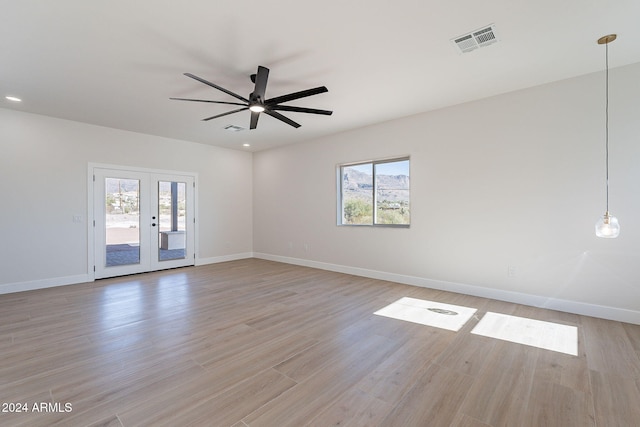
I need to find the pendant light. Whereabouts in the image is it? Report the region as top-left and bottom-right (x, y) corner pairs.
(595, 34), (620, 238)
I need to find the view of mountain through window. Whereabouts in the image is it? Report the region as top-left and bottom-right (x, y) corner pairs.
(340, 158), (410, 226)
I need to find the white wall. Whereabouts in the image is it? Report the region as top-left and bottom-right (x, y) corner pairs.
(2, 64), (638, 323)
(253, 62), (640, 323)
(0, 109), (253, 291)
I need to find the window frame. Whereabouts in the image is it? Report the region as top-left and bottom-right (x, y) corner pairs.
(337, 156), (410, 228)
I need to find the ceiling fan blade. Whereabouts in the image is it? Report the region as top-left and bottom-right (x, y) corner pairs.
(250, 111), (260, 129)
(252, 66), (269, 101)
(202, 107), (248, 121)
(170, 97), (247, 107)
(270, 105), (333, 115)
(264, 110), (301, 128)
(184, 73), (249, 103)
(265, 86), (328, 105)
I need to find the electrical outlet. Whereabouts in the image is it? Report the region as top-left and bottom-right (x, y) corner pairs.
(507, 265), (517, 277)
(72, 215), (83, 223)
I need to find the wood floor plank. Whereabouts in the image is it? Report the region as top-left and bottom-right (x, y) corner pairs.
(1, 336), (153, 404)
(118, 367), (296, 426)
(581, 315), (640, 378)
(533, 340), (590, 394)
(272, 315), (400, 383)
(156, 368), (296, 427)
(450, 413), (492, 427)
(459, 340), (538, 426)
(44, 360), (206, 427)
(243, 333), (400, 427)
(589, 369), (640, 427)
(305, 387), (393, 427)
(355, 327), (452, 403)
(622, 322), (640, 359)
(50, 348), (196, 405)
(378, 362), (476, 427)
(0, 390), (52, 427)
(85, 415), (125, 427)
(521, 378), (595, 427)
(0, 258), (638, 426)
(434, 332), (496, 377)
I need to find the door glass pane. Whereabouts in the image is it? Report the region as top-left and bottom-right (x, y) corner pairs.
(158, 181), (187, 261)
(105, 178), (140, 267)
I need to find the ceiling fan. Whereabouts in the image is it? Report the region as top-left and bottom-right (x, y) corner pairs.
(171, 66), (332, 129)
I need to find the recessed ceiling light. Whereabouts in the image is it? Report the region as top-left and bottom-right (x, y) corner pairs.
(242, 143), (251, 147)
(5, 96), (22, 102)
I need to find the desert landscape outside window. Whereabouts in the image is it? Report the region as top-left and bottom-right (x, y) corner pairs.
(339, 157), (410, 226)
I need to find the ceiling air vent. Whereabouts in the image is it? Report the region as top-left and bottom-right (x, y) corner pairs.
(223, 124), (245, 132)
(452, 24), (498, 54)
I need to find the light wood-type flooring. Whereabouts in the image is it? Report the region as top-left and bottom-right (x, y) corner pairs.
(1, 259), (639, 426)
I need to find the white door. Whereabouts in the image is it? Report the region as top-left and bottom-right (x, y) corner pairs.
(93, 167), (195, 279)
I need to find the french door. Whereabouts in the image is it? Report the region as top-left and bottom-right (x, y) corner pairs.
(93, 167), (195, 279)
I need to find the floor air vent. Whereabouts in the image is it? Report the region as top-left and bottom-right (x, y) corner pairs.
(452, 24), (498, 53)
(427, 308), (459, 316)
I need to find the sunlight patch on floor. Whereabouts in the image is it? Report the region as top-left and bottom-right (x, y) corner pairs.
(374, 297), (477, 331)
(471, 312), (578, 356)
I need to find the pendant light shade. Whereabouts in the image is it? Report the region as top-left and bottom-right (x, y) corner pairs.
(595, 34), (620, 238)
(595, 211), (620, 238)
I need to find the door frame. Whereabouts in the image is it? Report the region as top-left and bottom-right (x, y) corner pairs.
(88, 163), (198, 281)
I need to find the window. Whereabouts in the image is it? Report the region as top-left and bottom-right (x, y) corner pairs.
(338, 157), (410, 226)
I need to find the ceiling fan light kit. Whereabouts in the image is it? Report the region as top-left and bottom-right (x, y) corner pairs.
(171, 65), (332, 130)
(594, 34), (620, 238)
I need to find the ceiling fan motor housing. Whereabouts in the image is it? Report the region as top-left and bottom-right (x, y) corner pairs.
(171, 65), (332, 129)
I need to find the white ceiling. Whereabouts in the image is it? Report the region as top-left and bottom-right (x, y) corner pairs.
(2, 1), (639, 152)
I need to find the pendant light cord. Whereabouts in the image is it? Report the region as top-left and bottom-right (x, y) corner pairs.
(605, 41), (610, 213)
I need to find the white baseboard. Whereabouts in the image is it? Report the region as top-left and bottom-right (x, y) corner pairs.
(0, 253), (254, 296)
(4, 254), (637, 325)
(0, 274), (92, 295)
(253, 253), (640, 325)
(196, 252), (254, 266)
